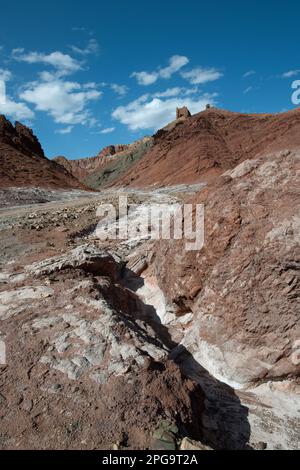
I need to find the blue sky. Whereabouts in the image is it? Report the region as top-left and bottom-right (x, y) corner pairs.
(0, 0), (299, 159)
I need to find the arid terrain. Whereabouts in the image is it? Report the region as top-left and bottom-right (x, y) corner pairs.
(0, 108), (299, 450)
(0, 116), (87, 191)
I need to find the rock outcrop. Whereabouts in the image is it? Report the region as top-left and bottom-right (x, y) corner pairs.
(0, 115), (87, 190)
(26, 245), (123, 280)
(55, 137), (153, 188)
(54, 145), (133, 181)
(54, 155), (109, 182)
(154, 149), (300, 387)
(0, 174), (299, 449)
(0, 115), (45, 158)
(0, 242), (205, 449)
(97, 144), (129, 158)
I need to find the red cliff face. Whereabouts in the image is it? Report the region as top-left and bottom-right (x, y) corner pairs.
(97, 144), (129, 158)
(0, 115), (87, 190)
(54, 153), (115, 181)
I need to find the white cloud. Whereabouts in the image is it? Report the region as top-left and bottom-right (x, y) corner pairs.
(153, 87), (182, 98)
(112, 91), (216, 131)
(100, 127), (115, 134)
(55, 126), (73, 134)
(153, 87), (198, 98)
(100, 82), (129, 96)
(0, 96), (34, 121)
(181, 67), (223, 84)
(131, 55), (189, 86)
(12, 49), (82, 76)
(86, 117), (100, 127)
(282, 70), (300, 78)
(159, 55), (189, 78)
(12, 48), (24, 55)
(243, 70), (256, 78)
(243, 86), (253, 94)
(0, 69), (12, 82)
(0, 69), (34, 120)
(37, 71), (59, 82)
(131, 71), (158, 86)
(110, 84), (128, 96)
(8, 46), (102, 127)
(82, 82), (98, 89)
(20, 78), (101, 125)
(71, 39), (99, 55)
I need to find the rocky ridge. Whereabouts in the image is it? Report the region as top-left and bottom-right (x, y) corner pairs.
(0, 115), (45, 158)
(0, 115), (88, 190)
(114, 107), (300, 187)
(54, 137), (152, 187)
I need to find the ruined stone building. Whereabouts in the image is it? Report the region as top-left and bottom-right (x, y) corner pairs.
(176, 106), (191, 119)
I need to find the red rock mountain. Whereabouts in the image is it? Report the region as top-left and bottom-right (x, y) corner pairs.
(54, 137), (152, 187)
(114, 107), (300, 187)
(0, 115), (87, 190)
(54, 155), (109, 182)
(54, 144), (134, 181)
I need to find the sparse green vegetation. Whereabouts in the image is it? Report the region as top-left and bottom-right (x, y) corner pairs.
(84, 138), (153, 189)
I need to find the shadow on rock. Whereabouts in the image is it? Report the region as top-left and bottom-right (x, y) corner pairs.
(119, 267), (252, 450)
(89, 261), (251, 449)
(170, 345), (251, 449)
